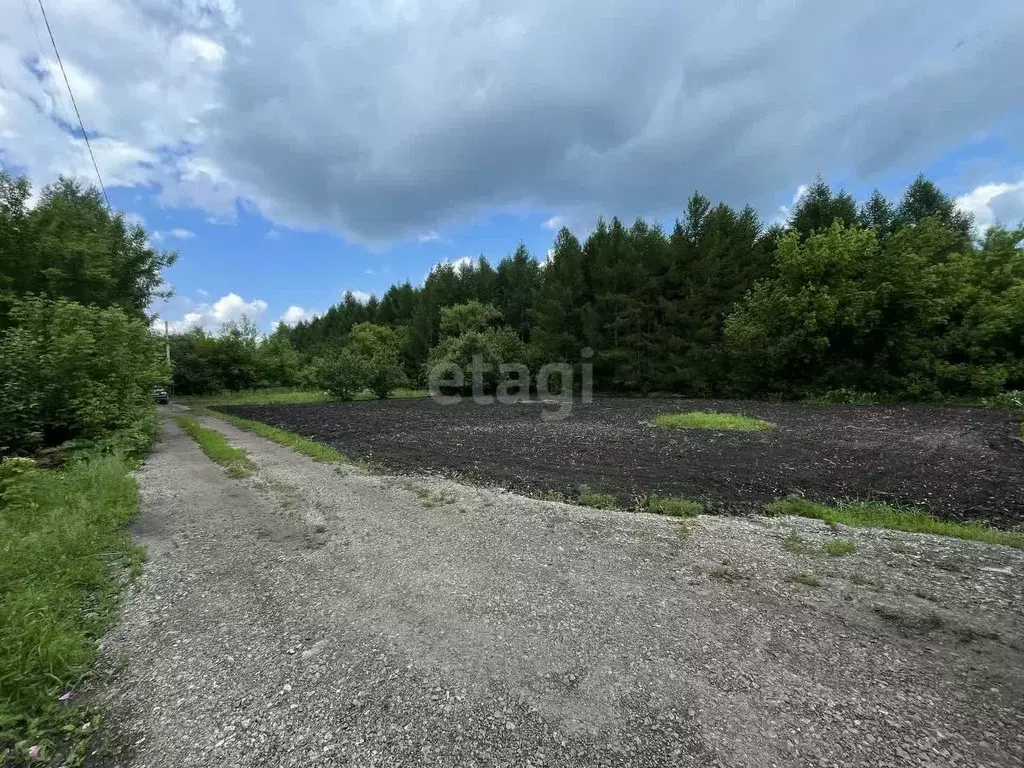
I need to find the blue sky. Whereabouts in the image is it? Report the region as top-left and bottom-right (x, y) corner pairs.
(2, 0), (1023, 332)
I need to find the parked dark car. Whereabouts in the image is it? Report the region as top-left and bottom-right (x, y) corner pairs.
(153, 386), (170, 404)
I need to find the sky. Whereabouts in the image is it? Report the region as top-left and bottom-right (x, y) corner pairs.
(2, 0), (1023, 333)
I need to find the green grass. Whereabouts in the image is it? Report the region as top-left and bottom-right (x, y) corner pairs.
(0, 453), (145, 764)
(645, 496), (703, 517)
(825, 539), (857, 557)
(173, 415), (257, 477)
(784, 532), (816, 555)
(790, 571), (822, 587)
(182, 386), (428, 407)
(767, 496), (1024, 549)
(576, 485), (618, 509)
(404, 483), (455, 508)
(199, 409), (347, 464)
(651, 411), (774, 432)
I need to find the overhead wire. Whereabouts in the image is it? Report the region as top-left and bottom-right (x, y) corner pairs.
(19, 0), (73, 133)
(35, 0), (111, 209)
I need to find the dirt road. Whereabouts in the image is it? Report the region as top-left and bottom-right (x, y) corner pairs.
(91, 412), (1024, 767)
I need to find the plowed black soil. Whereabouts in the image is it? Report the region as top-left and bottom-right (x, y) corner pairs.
(215, 398), (1024, 528)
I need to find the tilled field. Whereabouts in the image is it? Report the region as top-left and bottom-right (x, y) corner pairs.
(216, 398), (1024, 527)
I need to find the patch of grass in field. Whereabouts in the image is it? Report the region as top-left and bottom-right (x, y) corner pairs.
(173, 415), (257, 477)
(201, 409), (347, 464)
(767, 496), (1024, 549)
(784, 532), (816, 555)
(825, 539), (857, 556)
(644, 496), (703, 517)
(404, 482), (455, 509)
(651, 411), (774, 432)
(184, 387), (429, 407)
(790, 571), (822, 587)
(0, 453), (144, 763)
(576, 485), (618, 510)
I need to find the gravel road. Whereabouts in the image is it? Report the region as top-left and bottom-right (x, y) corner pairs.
(90, 411), (1024, 767)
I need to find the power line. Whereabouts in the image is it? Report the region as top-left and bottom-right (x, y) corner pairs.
(20, 0), (74, 132)
(35, 0), (110, 209)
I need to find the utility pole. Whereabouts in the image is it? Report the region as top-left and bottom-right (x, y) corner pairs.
(164, 320), (171, 369)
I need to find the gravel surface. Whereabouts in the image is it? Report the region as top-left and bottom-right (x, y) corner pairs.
(89, 410), (1024, 767)
(215, 398), (1024, 527)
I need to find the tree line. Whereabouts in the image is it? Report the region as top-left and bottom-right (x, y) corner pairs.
(168, 175), (1023, 401)
(0, 172), (172, 455)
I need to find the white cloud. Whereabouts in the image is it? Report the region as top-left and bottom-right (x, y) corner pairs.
(123, 212), (146, 228)
(774, 184), (810, 225)
(154, 291), (268, 333)
(265, 229), (281, 240)
(418, 230), (441, 243)
(277, 305), (318, 327)
(343, 290), (373, 304)
(955, 177), (1024, 232)
(543, 215), (565, 231)
(1, 0), (1022, 244)
(150, 227), (195, 242)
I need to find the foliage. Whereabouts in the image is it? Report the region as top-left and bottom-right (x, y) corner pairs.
(0, 298), (165, 454)
(169, 318), (298, 395)
(0, 451), (144, 763)
(311, 348), (370, 401)
(171, 174), (1021, 403)
(576, 485), (618, 509)
(651, 412), (774, 432)
(767, 496), (1024, 548)
(345, 323), (408, 399)
(0, 173), (176, 328)
(425, 302), (526, 393)
(173, 415), (257, 477)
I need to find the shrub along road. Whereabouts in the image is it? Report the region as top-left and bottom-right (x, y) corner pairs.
(90, 410), (1024, 767)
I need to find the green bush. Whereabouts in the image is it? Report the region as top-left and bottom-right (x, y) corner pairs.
(425, 302), (526, 393)
(0, 298), (165, 454)
(311, 348), (369, 400)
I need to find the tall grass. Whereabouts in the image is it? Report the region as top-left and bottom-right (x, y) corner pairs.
(173, 415), (257, 477)
(199, 409), (347, 463)
(182, 387), (428, 407)
(768, 496), (1024, 549)
(0, 454), (144, 762)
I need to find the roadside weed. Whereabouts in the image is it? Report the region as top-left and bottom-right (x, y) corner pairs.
(202, 409), (347, 463)
(174, 415), (257, 477)
(768, 496), (1024, 549)
(577, 485), (618, 510)
(825, 539), (857, 556)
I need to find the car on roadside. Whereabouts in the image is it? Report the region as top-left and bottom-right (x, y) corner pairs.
(153, 386), (170, 404)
